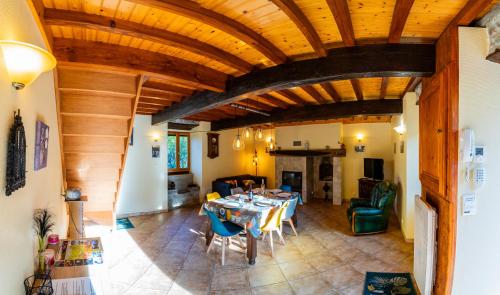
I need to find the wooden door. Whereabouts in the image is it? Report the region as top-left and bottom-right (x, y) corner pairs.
(419, 67), (447, 197)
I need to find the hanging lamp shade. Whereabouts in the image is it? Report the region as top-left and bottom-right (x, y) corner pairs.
(268, 138), (275, 151)
(254, 128), (264, 141)
(0, 40), (57, 90)
(244, 127), (251, 140)
(233, 133), (244, 151)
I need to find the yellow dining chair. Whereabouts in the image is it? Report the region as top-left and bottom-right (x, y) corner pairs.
(261, 201), (289, 257)
(206, 192), (222, 201)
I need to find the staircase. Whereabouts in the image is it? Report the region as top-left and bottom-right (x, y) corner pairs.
(57, 66), (142, 225)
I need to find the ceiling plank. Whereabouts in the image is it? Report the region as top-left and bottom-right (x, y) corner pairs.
(320, 83), (342, 103)
(127, 0), (287, 64)
(401, 77), (421, 98)
(388, 0), (416, 43)
(138, 98), (173, 106)
(270, 0), (326, 57)
(152, 43), (435, 124)
(350, 79), (363, 100)
(326, 0), (356, 46)
(258, 94), (290, 109)
(451, 0), (494, 26)
(237, 99), (275, 112)
(211, 99), (403, 131)
(380, 77), (389, 99)
(140, 88), (182, 101)
(53, 38), (227, 92)
(301, 85), (328, 104)
(44, 8), (253, 73)
(142, 82), (193, 96)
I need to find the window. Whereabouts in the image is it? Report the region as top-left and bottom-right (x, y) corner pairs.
(168, 132), (190, 172)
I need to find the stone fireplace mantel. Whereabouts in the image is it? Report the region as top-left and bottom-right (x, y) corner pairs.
(270, 148), (346, 157)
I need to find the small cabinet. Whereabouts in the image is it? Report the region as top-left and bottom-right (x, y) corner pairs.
(207, 133), (219, 159)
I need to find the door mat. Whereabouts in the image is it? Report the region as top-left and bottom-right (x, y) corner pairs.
(116, 217), (135, 230)
(364, 272), (416, 295)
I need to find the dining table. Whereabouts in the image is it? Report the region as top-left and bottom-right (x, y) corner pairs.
(202, 189), (301, 265)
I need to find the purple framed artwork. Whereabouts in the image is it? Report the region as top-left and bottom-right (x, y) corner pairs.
(34, 121), (49, 171)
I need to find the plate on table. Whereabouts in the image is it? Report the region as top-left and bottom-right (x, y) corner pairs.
(254, 200), (274, 207)
(224, 201), (241, 208)
(268, 189), (282, 194)
(276, 192), (292, 198)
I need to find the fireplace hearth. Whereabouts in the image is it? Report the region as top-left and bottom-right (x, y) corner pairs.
(282, 171), (303, 192)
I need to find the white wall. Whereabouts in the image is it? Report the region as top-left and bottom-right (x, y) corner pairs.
(453, 27), (500, 295)
(392, 92), (420, 240)
(0, 1), (67, 293)
(116, 115), (168, 216)
(342, 123), (394, 199)
(275, 123), (342, 150)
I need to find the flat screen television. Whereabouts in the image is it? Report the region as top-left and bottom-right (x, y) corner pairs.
(364, 158), (384, 180)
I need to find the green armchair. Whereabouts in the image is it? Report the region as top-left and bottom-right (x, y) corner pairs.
(347, 180), (397, 235)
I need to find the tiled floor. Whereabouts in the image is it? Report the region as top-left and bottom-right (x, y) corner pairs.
(87, 200), (413, 294)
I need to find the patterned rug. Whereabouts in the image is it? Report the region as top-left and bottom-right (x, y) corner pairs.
(363, 272), (416, 295)
(116, 217), (134, 230)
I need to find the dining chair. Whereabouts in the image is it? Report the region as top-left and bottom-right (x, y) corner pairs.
(281, 197), (298, 236)
(280, 185), (292, 192)
(206, 192), (222, 201)
(261, 202), (289, 257)
(230, 187), (244, 195)
(204, 207), (245, 265)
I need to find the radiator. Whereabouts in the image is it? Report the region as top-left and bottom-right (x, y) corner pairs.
(414, 195), (437, 295)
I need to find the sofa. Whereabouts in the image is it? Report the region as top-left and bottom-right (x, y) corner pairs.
(347, 180), (397, 235)
(211, 174), (267, 197)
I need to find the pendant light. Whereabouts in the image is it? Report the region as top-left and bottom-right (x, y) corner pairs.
(268, 137), (275, 151)
(254, 127), (264, 141)
(243, 99), (252, 140)
(232, 130), (244, 151)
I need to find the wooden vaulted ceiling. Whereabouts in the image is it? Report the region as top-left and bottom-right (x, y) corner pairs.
(39, 0), (496, 124)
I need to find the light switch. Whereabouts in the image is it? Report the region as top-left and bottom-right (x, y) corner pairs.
(462, 194), (477, 216)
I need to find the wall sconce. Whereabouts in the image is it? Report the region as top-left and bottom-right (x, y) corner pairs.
(151, 132), (161, 143)
(394, 123), (406, 153)
(394, 124), (406, 135)
(354, 133), (365, 153)
(0, 40), (56, 90)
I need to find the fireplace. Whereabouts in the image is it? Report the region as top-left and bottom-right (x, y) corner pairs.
(282, 171), (303, 192)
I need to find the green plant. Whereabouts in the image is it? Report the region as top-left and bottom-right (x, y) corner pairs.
(33, 209), (55, 273)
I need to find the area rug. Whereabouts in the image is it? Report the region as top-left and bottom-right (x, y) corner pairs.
(363, 272), (416, 295)
(116, 217), (134, 230)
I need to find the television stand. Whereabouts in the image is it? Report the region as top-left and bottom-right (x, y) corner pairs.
(358, 178), (383, 199)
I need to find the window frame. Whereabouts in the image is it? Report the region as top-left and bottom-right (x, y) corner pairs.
(168, 132), (190, 173)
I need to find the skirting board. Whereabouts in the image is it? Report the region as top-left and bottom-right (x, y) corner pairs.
(116, 208), (169, 219)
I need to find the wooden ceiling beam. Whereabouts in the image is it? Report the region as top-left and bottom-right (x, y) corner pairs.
(301, 85), (328, 104)
(218, 105), (248, 117)
(142, 81), (193, 96)
(211, 99), (403, 131)
(451, 0), (494, 26)
(401, 77), (421, 98)
(380, 77), (389, 99)
(326, 0), (356, 46)
(276, 90), (308, 106)
(52, 38), (227, 92)
(140, 88), (182, 101)
(350, 79), (363, 100)
(127, 0), (287, 64)
(270, 0), (326, 57)
(258, 94), (290, 109)
(138, 98), (173, 106)
(388, 0), (416, 43)
(44, 8), (252, 73)
(237, 99), (275, 112)
(152, 43), (435, 124)
(320, 83), (342, 103)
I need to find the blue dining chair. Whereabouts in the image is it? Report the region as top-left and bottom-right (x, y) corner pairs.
(281, 197), (298, 236)
(204, 207), (245, 265)
(280, 185), (292, 192)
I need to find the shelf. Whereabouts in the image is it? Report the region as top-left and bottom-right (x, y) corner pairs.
(269, 149), (346, 157)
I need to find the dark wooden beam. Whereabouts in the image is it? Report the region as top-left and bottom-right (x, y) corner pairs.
(211, 99), (403, 131)
(152, 43), (435, 124)
(258, 94), (290, 109)
(320, 83), (342, 103)
(127, 0), (287, 64)
(326, 0), (356, 46)
(350, 79), (363, 100)
(168, 122), (199, 130)
(380, 77), (389, 99)
(388, 0), (415, 43)
(276, 90), (308, 106)
(301, 85), (328, 104)
(44, 8), (253, 73)
(271, 0), (326, 57)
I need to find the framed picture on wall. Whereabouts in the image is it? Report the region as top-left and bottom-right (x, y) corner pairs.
(152, 146), (160, 158)
(34, 120), (49, 171)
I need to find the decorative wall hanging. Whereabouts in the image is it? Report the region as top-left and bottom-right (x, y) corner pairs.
(34, 121), (49, 171)
(152, 146), (160, 158)
(207, 133), (219, 159)
(6, 110), (26, 196)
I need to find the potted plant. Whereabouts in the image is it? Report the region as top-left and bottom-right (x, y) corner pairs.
(33, 209), (55, 274)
